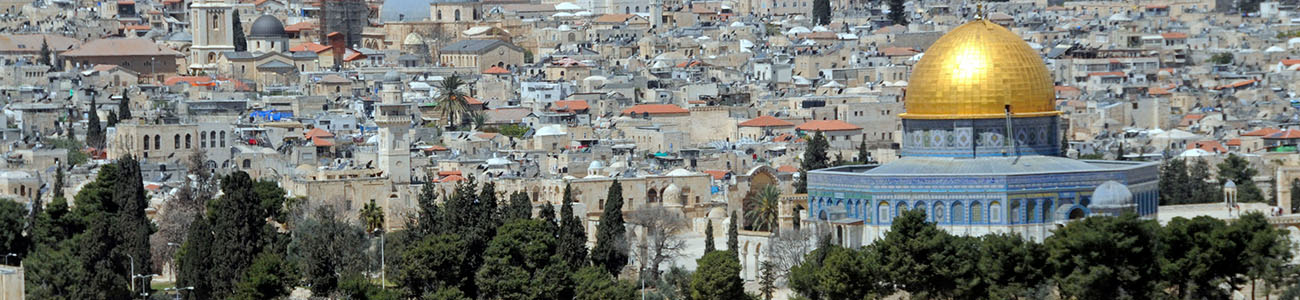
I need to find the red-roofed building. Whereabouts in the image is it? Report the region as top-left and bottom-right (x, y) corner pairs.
(1213, 79), (1257, 90)
(551, 100), (589, 113)
(622, 104), (689, 117)
(739, 115), (796, 140)
(776, 165), (798, 173)
(483, 65), (511, 75)
(1187, 140), (1227, 154)
(290, 42), (330, 53)
(1179, 114), (1205, 127)
(1275, 59), (1300, 72)
(701, 170), (730, 181)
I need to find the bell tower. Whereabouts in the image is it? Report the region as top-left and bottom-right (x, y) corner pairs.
(190, 0), (236, 72)
(376, 71), (412, 183)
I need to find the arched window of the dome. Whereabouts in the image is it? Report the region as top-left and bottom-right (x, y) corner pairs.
(952, 202), (965, 225)
(970, 201), (982, 224)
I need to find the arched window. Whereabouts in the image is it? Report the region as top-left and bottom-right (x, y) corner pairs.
(989, 201), (1002, 223)
(144, 135), (151, 150)
(174, 134), (181, 149)
(154, 134), (161, 150)
(219, 131), (226, 147)
(242, 159), (251, 168)
(877, 201), (890, 223)
(185, 134), (192, 149)
(970, 201), (982, 224)
(454, 9), (461, 21)
(201, 132), (207, 148)
(952, 202), (965, 224)
(1041, 199), (1053, 222)
(437, 10), (442, 20)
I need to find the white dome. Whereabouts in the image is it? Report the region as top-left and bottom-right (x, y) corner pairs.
(588, 160), (605, 170)
(730, 21), (745, 27)
(666, 168), (697, 176)
(536, 124), (566, 136)
(583, 75), (608, 82)
(574, 11), (593, 16)
(552, 12), (574, 18)
(1266, 46), (1285, 52)
(1089, 181), (1136, 216)
(486, 157), (511, 166)
(554, 2), (582, 10)
(812, 25), (829, 32)
(739, 39), (754, 48)
(557, 24), (573, 31)
(786, 26), (811, 35)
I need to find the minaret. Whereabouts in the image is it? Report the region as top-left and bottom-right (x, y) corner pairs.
(651, 0), (663, 27)
(189, 0), (236, 72)
(376, 71), (411, 183)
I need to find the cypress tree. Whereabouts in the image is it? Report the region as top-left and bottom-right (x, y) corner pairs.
(38, 39), (51, 67)
(704, 219), (715, 254)
(856, 140), (871, 164)
(559, 183), (589, 268)
(53, 164), (64, 199)
(812, 0), (831, 25)
(797, 132), (830, 193)
(591, 179), (628, 276)
(233, 10), (247, 52)
(106, 110), (118, 128)
(86, 96), (104, 149)
(888, 0), (908, 26)
(118, 97), (132, 121)
(727, 211), (739, 252)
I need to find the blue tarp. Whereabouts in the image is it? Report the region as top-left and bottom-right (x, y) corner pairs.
(249, 110), (293, 121)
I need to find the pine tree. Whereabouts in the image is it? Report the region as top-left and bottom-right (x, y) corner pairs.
(888, 0), (907, 26)
(107, 110), (118, 128)
(118, 97), (132, 121)
(38, 39), (51, 67)
(797, 131), (830, 193)
(86, 96), (104, 149)
(233, 10), (247, 52)
(812, 0), (831, 25)
(504, 191), (532, 222)
(591, 179), (628, 276)
(704, 219), (716, 254)
(559, 183), (589, 268)
(856, 140), (871, 164)
(727, 211), (738, 252)
(178, 216), (215, 299)
(65, 116), (76, 143)
(758, 261), (777, 300)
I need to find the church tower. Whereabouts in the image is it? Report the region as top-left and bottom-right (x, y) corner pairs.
(190, 0), (236, 72)
(376, 71), (412, 183)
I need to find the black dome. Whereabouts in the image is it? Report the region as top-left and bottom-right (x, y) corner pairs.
(249, 15), (286, 38)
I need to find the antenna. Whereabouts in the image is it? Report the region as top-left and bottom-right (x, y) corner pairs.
(1004, 104), (1014, 156)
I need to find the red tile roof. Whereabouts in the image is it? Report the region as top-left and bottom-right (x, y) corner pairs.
(1226, 139), (1242, 146)
(1187, 140), (1226, 153)
(622, 104), (689, 115)
(739, 115), (794, 127)
(701, 170), (729, 180)
(776, 165), (798, 173)
(1088, 71), (1125, 77)
(594, 13), (635, 23)
(483, 65), (510, 74)
(881, 47), (919, 56)
(1243, 128), (1281, 137)
(284, 21), (316, 32)
(439, 174), (466, 182)
(552, 100), (589, 113)
(796, 120), (862, 132)
(311, 137), (335, 147)
(437, 170), (462, 176)
(1160, 32), (1187, 39)
(1148, 87), (1171, 96)
(1213, 79), (1257, 90)
(1266, 129), (1300, 139)
(290, 42), (330, 53)
(1281, 59), (1300, 67)
(304, 127), (334, 138)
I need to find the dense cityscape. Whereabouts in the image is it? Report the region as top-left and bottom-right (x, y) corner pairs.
(1, 0), (1300, 298)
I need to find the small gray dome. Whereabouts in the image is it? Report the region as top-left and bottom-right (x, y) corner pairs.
(383, 70), (401, 82)
(249, 15), (287, 38)
(1090, 181), (1135, 214)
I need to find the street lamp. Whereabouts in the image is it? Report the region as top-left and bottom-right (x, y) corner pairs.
(164, 286), (194, 300)
(134, 273), (159, 299)
(3, 253), (17, 265)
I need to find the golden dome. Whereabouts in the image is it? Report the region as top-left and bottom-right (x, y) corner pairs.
(901, 19), (1058, 120)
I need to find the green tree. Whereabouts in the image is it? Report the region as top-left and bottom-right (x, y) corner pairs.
(887, 0), (907, 25)
(436, 75), (474, 129)
(0, 199), (28, 263)
(977, 233), (1047, 299)
(424, 287), (471, 300)
(232, 10), (247, 52)
(812, 0), (831, 25)
(591, 179), (628, 276)
(106, 110), (118, 128)
(1158, 159), (1190, 205)
(253, 179), (289, 224)
(31, 193), (74, 248)
(744, 185), (781, 232)
(1188, 159), (1221, 204)
(1157, 216), (1237, 299)
(1230, 212), (1293, 298)
(727, 211), (738, 251)
(53, 164), (64, 199)
(396, 233), (473, 298)
(876, 209), (978, 298)
(1292, 180), (1300, 213)
(118, 97), (132, 120)
(475, 219), (570, 300)
(360, 199), (385, 233)
(1045, 214), (1161, 299)
(704, 219), (716, 254)
(1208, 52), (1234, 64)
(757, 261), (777, 300)
(689, 250), (745, 300)
(573, 266), (637, 300)
(503, 191), (531, 222)
(1218, 154), (1264, 202)
(558, 183), (589, 268)
(855, 140), (871, 163)
(797, 131), (829, 193)
(85, 96), (104, 149)
(291, 205), (367, 296)
(207, 171), (272, 296)
(37, 39), (50, 67)
(337, 273), (400, 300)
(789, 244), (889, 300)
(412, 183), (441, 239)
(177, 216), (215, 299)
(232, 250), (293, 300)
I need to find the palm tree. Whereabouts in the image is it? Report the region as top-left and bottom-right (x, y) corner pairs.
(360, 199), (385, 234)
(744, 184), (782, 232)
(436, 75), (474, 129)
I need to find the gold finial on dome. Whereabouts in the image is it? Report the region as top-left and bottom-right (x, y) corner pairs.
(900, 19), (1059, 120)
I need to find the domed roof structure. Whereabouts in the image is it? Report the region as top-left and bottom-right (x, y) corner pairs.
(249, 15), (287, 39)
(707, 207), (727, 219)
(1089, 181), (1135, 216)
(383, 70), (401, 82)
(901, 19), (1057, 120)
(588, 160), (604, 171)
